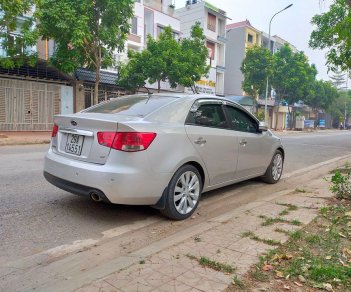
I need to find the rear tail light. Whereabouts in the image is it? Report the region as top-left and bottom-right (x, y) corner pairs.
(97, 132), (156, 152)
(51, 124), (59, 137)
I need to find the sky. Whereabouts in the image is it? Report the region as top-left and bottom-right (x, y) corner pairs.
(174, 0), (334, 81)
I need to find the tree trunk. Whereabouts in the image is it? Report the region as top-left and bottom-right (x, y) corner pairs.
(274, 100), (280, 130)
(93, 48), (102, 105)
(94, 70), (100, 105)
(158, 80), (161, 93)
(287, 105), (292, 129)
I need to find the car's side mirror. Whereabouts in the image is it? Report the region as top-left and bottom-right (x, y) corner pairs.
(258, 122), (268, 132)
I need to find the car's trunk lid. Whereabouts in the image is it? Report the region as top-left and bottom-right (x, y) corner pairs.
(51, 113), (141, 164)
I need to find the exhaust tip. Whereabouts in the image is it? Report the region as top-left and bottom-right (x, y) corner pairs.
(90, 192), (102, 202)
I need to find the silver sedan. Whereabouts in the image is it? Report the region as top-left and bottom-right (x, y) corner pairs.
(44, 94), (284, 220)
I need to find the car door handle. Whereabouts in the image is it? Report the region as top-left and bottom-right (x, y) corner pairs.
(194, 137), (207, 145)
(239, 139), (247, 146)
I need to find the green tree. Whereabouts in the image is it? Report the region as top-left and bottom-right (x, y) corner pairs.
(310, 0), (351, 72)
(170, 22), (209, 93)
(240, 45), (273, 98)
(117, 49), (150, 92)
(35, 0), (134, 105)
(117, 23), (209, 93)
(327, 91), (351, 126)
(271, 45), (317, 129)
(330, 70), (346, 89)
(0, 0), (38, 68)
(145, 26), (181, 92)
(306, 80), (339, 121)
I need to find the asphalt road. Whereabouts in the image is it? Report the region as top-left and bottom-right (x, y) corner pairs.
(1, 131), (351, 264)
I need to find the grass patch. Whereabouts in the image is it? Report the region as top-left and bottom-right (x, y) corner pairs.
(295, 188), (307, 193)
(251, 266), (269, 282)
(274, 227), (290, 235)
(186, 254), (235, 274)
(241, 231), (281, 246)
(277, 203), (299, 211)
(278, 209), (289, 216)
(259, 215), (302, 227)
(289, 229), (303, 240)
(198, 257), (235, 273)
(240, 202), (351, 291)
(232, 275), (245, 289)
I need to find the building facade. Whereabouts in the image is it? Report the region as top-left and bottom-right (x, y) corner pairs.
(0, 10), (74, 131)
(224, 20), (262, 96)
(176, 0), (227, 96)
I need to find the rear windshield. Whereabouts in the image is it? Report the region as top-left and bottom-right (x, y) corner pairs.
(82, 95), (177, 117)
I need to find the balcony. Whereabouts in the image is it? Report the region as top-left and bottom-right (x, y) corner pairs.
(128, 34), (141, 44)
(216, 65), (226, 72)
(217, 35), (227, 43)
(143, 0), (162, 11)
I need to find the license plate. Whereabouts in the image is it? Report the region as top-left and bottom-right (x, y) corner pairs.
(65, 134), (84, 156)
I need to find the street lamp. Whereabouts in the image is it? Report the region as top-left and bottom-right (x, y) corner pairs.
(264, 4), (293, 126)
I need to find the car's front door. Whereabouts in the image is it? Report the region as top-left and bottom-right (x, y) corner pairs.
(185, 100), (238, 186)
(224, 105), (272, 179)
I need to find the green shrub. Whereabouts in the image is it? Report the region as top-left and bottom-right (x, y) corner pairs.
(329, 170), (351, 200)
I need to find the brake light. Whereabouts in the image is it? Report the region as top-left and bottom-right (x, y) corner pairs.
(97, 132), (116, 148)
(97, 132), (156, 152)
(51, 124), (59, 137)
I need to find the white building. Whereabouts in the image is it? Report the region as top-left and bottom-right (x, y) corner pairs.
(176, 0), (228, 96)
(114, 0), (181, 92)
(116, 0), (180, 62)
(261, 32), (298, 54)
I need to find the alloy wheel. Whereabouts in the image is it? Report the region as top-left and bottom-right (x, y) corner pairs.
(174, 171), (200, 215)
(272, 153), (283, 181)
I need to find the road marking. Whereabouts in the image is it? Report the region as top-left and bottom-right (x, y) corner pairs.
(4, 216), (160, 269)
(282, 154), (351, 179)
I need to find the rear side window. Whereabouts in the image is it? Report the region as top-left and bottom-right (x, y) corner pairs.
(186, 103), (228, 129)
(83, 95), (176, 117)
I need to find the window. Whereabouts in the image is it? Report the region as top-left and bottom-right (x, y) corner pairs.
(173, 31), (179, 40)
(225, 106), (258, 133)
(206, 41), (215, 60)
(83, 95), (177, 117)
(207, 13), (216, 32)
(247, 34), (253, 43)
(187, 103), (227, 129)
(131, 17), (138, 35)
(157, 25), (164, 37)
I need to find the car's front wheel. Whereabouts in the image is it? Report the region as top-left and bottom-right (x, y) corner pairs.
(161, 164), (202, 220)
(262, 150), (284, 184)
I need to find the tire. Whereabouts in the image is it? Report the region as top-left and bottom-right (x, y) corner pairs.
(161, 164), (202, 220)
(261, 150), (284, 184)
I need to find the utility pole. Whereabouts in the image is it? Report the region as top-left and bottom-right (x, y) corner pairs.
(345, 71), (349, 130)
(264, 4), (293, 126)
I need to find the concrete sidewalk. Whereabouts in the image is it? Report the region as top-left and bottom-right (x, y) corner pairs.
(73, 168), (338, 292)
(0, 131), (51, 146)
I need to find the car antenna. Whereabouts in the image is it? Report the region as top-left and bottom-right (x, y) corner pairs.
(144, 86), (153, 103)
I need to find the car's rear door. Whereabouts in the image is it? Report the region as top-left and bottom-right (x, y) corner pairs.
(185, 100), (239, 186)
(224, 104), (272, 179)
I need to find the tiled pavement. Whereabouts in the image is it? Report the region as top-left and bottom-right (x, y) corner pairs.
(77, 178), (332, 292)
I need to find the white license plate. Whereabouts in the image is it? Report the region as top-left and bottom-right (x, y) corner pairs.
(65, 134), (84, 156)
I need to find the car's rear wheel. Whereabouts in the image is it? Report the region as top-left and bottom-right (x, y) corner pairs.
(161, 165), (202, 220)
(262, 150), (283, 184)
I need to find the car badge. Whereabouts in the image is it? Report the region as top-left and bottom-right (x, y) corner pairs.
(71, 120), (78, 126)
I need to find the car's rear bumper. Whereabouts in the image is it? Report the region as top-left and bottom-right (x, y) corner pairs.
(43, 171), (111, 203)
(43, 148), (171, 205)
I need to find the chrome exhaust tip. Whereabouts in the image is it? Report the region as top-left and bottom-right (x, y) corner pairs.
(90, 192), (102, 202)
